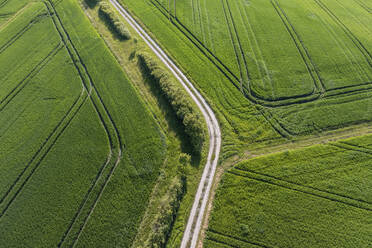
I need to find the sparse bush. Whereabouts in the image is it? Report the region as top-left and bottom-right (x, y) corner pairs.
(145, 176), (186, 247)
(98, 1), (131, 40)
(137, 52), (205, 153)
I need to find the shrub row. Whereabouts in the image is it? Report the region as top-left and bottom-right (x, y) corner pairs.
(137, 52), (205, 153)
(145, 175), (186, 247)
(98, 1), (131, 40)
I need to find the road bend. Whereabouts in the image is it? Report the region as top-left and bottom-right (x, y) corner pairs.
(108, 1), (221, 247)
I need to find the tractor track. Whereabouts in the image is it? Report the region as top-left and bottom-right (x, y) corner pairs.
(0, 42), (63, 111)
(44, 1), (125, 246)
(0, 90), (88, 217)
(228, 169), (372, 212)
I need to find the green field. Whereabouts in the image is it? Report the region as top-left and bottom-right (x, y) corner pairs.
(1, 0), (372, 246)
(205, 135), (372, 248)
(0, 0), (166, 247)
(119, 0), (372, 149)
(115, 0), (372, 245)
(115, 0), (372, 246)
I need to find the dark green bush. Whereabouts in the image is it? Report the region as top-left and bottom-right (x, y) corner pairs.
(98, 1), (131, 40)
(137, 52), (205, 153)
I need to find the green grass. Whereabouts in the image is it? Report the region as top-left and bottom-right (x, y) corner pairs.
(205, 134), (372, 248)
(0, 0), (167, 247)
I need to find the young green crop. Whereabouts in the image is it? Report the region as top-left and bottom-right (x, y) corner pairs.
(0, 0), (166, 247)
(119, 0), (372, 148)
(206, 135), (372, 248)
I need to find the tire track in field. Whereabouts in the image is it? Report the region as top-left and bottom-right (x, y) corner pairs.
(0, 43), (63, 111)
(311, 0), (372, 84)
(202, 0), (214, 52)
(314, 0), (372, 67)
(43, 2), (124, 246)
(228, 169), (372, 212)
(334, 0), (371, 35)
(272, 0), (325, 94)
(258, 107), (291, 138)
(353, 0), (372, 13)
(143, 0), (372, 107)
(233, 166), (372, 206)
(208, 229), (272, 248)
(222, 0), (292, 139)
(220, 0), (245, 92)
(190, 0), (196, 27)
(225, 0), (252, 92)
(195, 0), (205, 43)
(238, 0), (273, 93)
(0, 90), (88, 217)
(0, 0), (10, 9)
(149, 0), (323, 107)
(0, 2), (89, 216)
(313, 5), (370, 83)
(0, 3), (32, 31)
(148, 0), (242, 84)
(0, 14), (48, 54)
(330, 141), (372, 156)
(205, 237), (237, 248)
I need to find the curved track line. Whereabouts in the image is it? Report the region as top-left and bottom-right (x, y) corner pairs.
(44, 2), (124, 246)
(109, 1), (221, 247)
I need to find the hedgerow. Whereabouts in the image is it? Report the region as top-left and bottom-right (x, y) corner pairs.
(98, 1), (130, 40)
(137, 52), (205, 153)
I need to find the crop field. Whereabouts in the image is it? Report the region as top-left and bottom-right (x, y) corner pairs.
(119, 0), (372, 150)
(114, 0), (372, 246)
(0, 0), (165, 247)
(205, 134), (372, 248)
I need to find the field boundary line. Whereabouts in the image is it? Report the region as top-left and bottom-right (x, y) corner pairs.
(228, 169), (372, 212)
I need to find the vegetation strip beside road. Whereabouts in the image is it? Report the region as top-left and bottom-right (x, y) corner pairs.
(109, 1), (221, 247)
